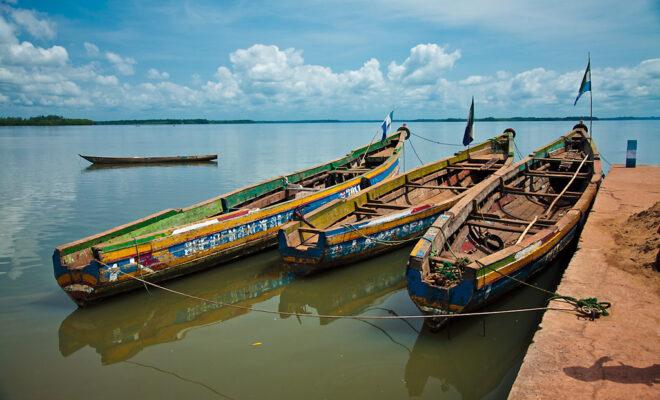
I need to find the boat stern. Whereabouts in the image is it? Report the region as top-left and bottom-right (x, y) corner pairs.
(406, 254), (476, 326)
(278, 222), (329, 274)
(53, 248), (101, 306)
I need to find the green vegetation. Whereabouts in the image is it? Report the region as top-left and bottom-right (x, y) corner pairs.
(0, 115), (94, 126)
(1, 115), (657, 127)
(95, 119), (256, 125)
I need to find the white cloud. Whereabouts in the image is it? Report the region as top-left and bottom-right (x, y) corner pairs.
(83, 42), (99, 57)
(146, 67), (169, 80)
(105, 51), (135, 75)
(388, 43), (461, 84)
(0, 18), (656, 119)
(5, 40), (68, 65)
(8, 8), (55, 40)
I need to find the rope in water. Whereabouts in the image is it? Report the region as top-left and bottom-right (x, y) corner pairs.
(114, 268), (574, 320)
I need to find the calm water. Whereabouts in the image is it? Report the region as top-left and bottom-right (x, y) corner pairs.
(0, 121), (657, 399)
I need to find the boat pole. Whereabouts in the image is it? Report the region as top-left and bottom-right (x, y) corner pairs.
(589, 52), (593, 140)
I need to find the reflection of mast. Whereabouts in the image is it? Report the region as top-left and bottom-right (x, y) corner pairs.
(59, 259), (295, 365)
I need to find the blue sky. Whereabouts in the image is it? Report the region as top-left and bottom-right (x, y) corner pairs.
(1, 0), (658, 119)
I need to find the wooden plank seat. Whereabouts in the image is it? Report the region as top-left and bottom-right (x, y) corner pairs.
(446, 166), (501, 171)
(298, 227), (324, 234)
(362, 202), (409, 210)
(533, 157), (594, 163)
(502, 187), (581, 200)
(524, 171), (591, 179)
(466, 219), (542, 234)
(405, 183), (470, 190)
(469, 213), (554, 227)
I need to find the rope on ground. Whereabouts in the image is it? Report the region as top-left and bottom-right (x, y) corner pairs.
(473, 260), (611, 318)
(115, 268), (574, 320)
(410, 132), (463, 147)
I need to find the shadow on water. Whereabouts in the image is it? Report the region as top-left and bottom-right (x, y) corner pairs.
(404, 247), (575, 399)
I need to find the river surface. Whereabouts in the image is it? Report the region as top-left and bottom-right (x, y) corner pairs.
(0, 121), (657, 399)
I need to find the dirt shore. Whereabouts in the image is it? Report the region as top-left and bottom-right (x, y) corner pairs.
(509, 165), (660, 399)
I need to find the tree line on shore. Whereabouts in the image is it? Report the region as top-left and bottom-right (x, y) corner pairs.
(1, 115), (657, 126)
(0, 115), (93, 126)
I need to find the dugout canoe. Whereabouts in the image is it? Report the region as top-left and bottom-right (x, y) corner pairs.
(406, 124), (602, 329)
(79, 154), (218, 164)
(54, 128), (406, 306)
(278, 129), (516, 275)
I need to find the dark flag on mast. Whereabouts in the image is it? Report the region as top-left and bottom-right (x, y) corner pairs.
(463, 97), (474, 146)
(574, 56), (591, 106)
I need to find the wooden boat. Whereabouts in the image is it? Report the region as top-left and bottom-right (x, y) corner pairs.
(278, 129), (516, 275)
(406, 124), (602, 329)
(79, 154), (218, 164)
(54, 129), (406, 306)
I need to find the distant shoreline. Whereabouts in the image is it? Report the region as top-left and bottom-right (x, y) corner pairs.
(1, 115), (658, 127)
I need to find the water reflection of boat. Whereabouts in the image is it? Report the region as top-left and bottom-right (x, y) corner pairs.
(404, 253), (570, 399)
(278, 250), (408, 324)
(79, 154), (219, 164)
(83, 161), (218, 172)
(58, 253), (294, 365)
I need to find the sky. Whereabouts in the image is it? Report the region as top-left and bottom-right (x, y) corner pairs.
(0, 0), (658, 120)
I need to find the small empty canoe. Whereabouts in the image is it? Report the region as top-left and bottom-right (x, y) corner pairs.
(79, 154), (218, 164)
(406, 123), (602, 330)
(278, 129), (516, 275)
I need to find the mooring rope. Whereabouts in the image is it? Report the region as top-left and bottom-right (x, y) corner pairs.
(410, 132), (463, 147)
(113, 268), (574, 320)
(513, 139), (525, 161)
(473, 260), (611, 318)
(407, 137), (425, 165)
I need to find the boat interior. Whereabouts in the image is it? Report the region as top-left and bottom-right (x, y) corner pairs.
(286, 135), (513, 249)
(426, 133), (595, 286)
